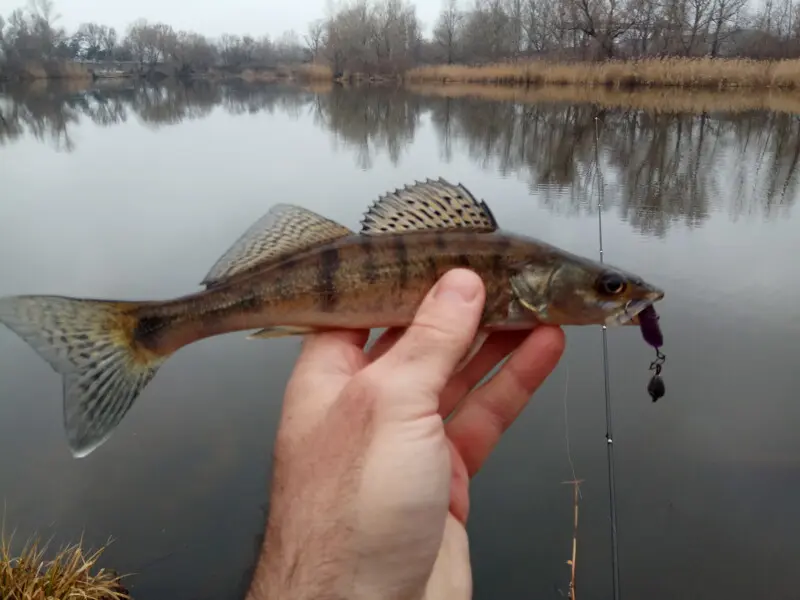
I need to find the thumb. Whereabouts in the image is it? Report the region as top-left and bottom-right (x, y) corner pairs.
(372, 268), (485, 409)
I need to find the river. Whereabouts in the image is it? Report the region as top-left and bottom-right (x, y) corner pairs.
(1, 79), (799, 600)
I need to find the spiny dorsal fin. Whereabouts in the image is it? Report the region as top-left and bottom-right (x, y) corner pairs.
(202, 204), (353, 288)
(359, 178), (499, 235)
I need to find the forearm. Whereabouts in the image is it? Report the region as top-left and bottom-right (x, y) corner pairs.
(246, 514), (471, 600)
(245, 517), (348, 600)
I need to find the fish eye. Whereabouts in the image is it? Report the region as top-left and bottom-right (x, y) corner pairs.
(597, 273), (627, 296)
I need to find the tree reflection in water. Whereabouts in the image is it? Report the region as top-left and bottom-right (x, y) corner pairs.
(1, 80), (797, 236)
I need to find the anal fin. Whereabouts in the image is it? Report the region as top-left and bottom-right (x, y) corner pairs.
(247, 326), (319, 340)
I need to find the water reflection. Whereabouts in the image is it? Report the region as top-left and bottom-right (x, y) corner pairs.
(2, 79), (800, 600)
(1, 81), (798, 235)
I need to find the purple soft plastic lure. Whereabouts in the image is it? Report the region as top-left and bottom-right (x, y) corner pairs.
(639, 305), (666, 401)
(638, 305), (663, 348)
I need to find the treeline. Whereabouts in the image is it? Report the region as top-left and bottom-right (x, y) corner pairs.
(425, 0), (800, 64)
(0, 0), (307, 77)
(1, 0), (800, 79)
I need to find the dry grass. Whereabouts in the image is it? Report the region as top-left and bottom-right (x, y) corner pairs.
(0, 528), (130, 600)
(0, 60), (93, 82)
(216, 63), (332, 83)
(294, 62), (334, 82)
(407, 81), (800, 115)
(239, 68), (281, 83)
(21, 61), (92, 81)
(405, 58), (800, 90)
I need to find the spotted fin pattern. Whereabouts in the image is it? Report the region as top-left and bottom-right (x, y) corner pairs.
(360, 178), (499, 235)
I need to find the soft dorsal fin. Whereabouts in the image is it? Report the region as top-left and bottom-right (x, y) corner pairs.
(201, 204), (353, 288)
(359, 178), (499, 235)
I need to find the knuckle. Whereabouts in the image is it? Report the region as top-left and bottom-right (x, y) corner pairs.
(408, 312), (466, 348)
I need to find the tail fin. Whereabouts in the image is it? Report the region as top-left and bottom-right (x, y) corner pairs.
(0, 295), (168, 458)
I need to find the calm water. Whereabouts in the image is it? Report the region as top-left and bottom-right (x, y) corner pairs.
(1, 81), (799, 600)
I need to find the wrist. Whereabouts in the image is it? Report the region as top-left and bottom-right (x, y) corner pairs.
(422, 514), (472, 600)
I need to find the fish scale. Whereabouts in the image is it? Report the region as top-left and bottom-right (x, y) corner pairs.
(0, 177), (664, 458)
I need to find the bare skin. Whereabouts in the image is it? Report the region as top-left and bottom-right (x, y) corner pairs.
(245, 268), (566, 600)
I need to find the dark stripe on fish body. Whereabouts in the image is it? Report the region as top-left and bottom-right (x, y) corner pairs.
(239, 294), (260, 311)
(427, 256), (440, 282)
(318, 247), (341, 311)
(393, 236), (409, 289)
(455, 254), (471, 268)
(280, 258), (297, 272)
(491, 236), (511, 274)
(360, 236), (379, 284)
(134, 315), (169, 342)
(434, 232), (447, 251)
(491, 252), (505, 277)
(273, 274), (290, 300)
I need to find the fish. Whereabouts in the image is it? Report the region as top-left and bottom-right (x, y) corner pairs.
(0, 178), (665, 458)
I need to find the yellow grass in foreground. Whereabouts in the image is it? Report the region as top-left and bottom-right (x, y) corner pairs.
(0, 531), (130, 600)
(406, 58), (800, 89)
(407, 82), (800, 115)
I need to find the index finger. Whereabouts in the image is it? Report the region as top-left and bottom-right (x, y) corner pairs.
(445, 325), (565, 477)
(281, 329), (371, 422)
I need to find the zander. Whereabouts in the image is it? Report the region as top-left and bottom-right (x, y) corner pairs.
(0, 178), (664, 457)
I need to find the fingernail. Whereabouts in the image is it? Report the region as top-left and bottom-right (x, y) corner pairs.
(434, 269), (481, 303)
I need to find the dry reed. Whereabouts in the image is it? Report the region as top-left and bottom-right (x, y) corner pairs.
(15, 61), (93, 81)
(405, 58), (800, 90)
(0, 528), (130, 600)
(407, 82), (800, 115)
(293, 62), (334, 82)
(562, 479), (583, 600)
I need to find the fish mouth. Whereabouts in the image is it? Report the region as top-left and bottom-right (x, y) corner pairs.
(606, 290), (665, 327)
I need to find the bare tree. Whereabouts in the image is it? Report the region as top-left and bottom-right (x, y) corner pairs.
(124, 19), (169, 67)
(433, 0), (463, 63)
(4, 0), (800, 75)
(570, 0), (636, 59)
(708, 0), (747, 56)
(306, 19), (324, 59)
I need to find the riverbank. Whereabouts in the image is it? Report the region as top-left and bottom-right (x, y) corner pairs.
(405, 58), (800, 90)
(5, 58), (800, 90)
(0, 533), (130, 600)
(0, 61), (94, 83)
(0, 61), (330, 85)
(407, 82), (800, 115)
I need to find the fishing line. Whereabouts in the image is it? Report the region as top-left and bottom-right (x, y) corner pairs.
(594, 115), (622, 600)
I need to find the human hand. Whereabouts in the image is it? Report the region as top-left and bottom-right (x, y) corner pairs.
(246, 268), (565, 600)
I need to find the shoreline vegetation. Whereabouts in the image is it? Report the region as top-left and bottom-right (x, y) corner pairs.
(4, 57), (800, 93)
(0, 531), (130, 600)
(404, 57), (800, 89)
(406, 81), (800, 114)
(4, 0), (800, 90)
(0, 59), (331, 85)
(6, 63), (800, 116)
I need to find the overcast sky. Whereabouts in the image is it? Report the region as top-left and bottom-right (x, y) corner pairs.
(0, 0), (442, 39)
